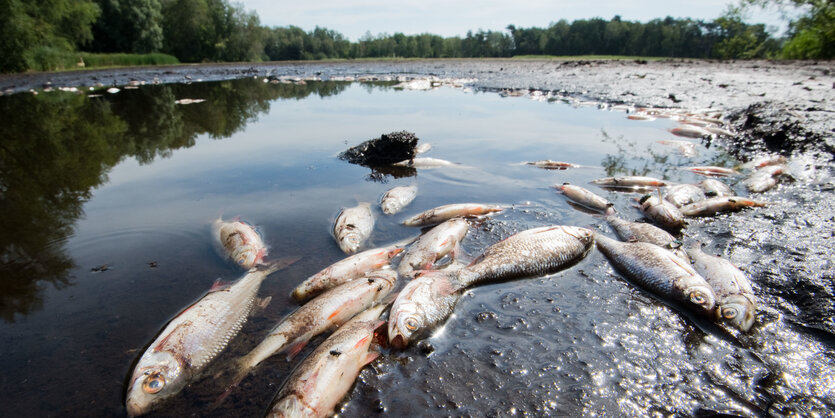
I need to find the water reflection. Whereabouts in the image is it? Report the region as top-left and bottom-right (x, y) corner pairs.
(0, 79), (354, 322)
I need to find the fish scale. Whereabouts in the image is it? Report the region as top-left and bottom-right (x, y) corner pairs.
(458, 225), (595, 288)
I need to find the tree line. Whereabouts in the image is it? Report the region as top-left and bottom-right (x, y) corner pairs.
(1, 0), (831, 73)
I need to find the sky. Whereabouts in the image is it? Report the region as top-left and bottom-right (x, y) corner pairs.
(236, 0), (793, 41)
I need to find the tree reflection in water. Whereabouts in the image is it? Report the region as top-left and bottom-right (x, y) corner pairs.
(0, 78), (355, 322)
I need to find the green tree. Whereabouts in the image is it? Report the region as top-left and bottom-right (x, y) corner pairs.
(737, 0), (834, 59)
(89, 0), (163, 53)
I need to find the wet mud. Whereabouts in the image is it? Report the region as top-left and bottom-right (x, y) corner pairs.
(2, 59), (834, 416)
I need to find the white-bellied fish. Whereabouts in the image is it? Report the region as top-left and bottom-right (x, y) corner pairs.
(686, 245), (757, 332)
(292, 245), (404, 301)
(664, 184), (706, 207)
(267, 305), (385, 418)
(681, 166), (739, 177)
(679, 196), (766, 217)
(397, 218), (469, 278)
(698, 179), (735, 198)
(594, 234), (716, 319)
(638, 193), (686, 231)
(457, 225), (595, 288)
(743, 165), (785, 193)
(333, 203), (375, 254)
(402, 203), (504, 227)
(670, 125), (713, 138)
(388, 270), (464, 349)
(380, 184), (418, 215)
(211, 217), (268, 269)
(392, 157), (459, 168)
(415, 142), (433, 155)
(591, 176), (669, 190)
(527, 160), (580, 169)
(741, 155), (787, 170)
(231, 269), (395, 384)
(125, 258), (298, 416)
(556, 183), (615, 214)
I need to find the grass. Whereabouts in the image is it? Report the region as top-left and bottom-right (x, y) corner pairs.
(24, 47), (180, 72)
(511, 55), (669, 61)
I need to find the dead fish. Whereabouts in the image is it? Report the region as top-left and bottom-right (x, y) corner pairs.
(398, 218), (469, 278)
(679, 196), (766, 217)
(594, 234), (716, 319)
(681, 166), (739, 177)
(174, 98), (206, 105)
(392, 157), (459, 168)
(557, 183), (615, 214)
(703, 126), (735, 137)
(415, 142), (433, 155)
(605, 215), (679, 248)
(457, 225), (595, 287)
(388, 270), (464, 349)
(657, 139), (698, 157)
(292, 245), (404, 301)
(230, 270), (395, 387)
(627, 114), (656, 121)
(333, 203), (375, 254)
(698, 179), (735, 197)
(380, 184), (418, 215)
(741, 155), (787, 170)
(211, 217), (268, 269)
(267, 305), (384, 417)
(686, 245), (757, 332)
(670, 125), (713, 139)
(591, 176), (669, 190)
(527, 160), (580, 169)
(743, 165), (785, 193)
(638, 194), (686, 231)
(125, 258), (298, 417)
(664, 184), (706, 207)
(402, 203), (503, 227)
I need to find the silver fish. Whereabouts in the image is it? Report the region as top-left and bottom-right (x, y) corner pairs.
(397, 218), (469, 278)
(402, 203), (503, 227)
(211, 217), (268, 269)
(679, 196), (766, 217)
(606, 216), (688, 261)
(388, 270), (463, 349)
(741, 155), (787, 170)
(333, 202), (375, 254)
(743, 165), (784, 193)
(686, 245), (757, 332)
(638, 194), (686, 231)
(393, 157), (459, 168)
(380, 184), (418, 215)
(527, 160), (580, 169)
(557, 183), (615, 214)
(267, 305), (384, 418)
(125, 258), (298, 416)
(594, 234), (716, 318)
(669, 124), (713, 138)
(682, 166), (739, 177)
(698, 179), (735, 198)
(591, 176), (668, 190)
(664, 184), (706, 207)
(292, 245), (404, 301)
(415, 142), (433, 155)
(657, 139), (699, 157)
(458, 225), (595, 288)
(233, 269), (395, 381)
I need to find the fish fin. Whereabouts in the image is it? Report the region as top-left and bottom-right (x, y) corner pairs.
(210, 279), (231, 292)
(256, 296), (272, 311)
(604, 204), (616, 216)
(363, 351), (381, 365)
(261, 256), (301, 276)
(285, 339), (308, 360)
(381, 291), (400, 306)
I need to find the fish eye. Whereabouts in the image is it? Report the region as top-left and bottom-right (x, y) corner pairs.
(404, 317), (420, 331)
(722, 307), (739, 319)
(689, 291), (706, 305)
(142, 373), (166, 394)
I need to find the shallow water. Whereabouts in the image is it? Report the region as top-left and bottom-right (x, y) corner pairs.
(0, 78), (832, 417)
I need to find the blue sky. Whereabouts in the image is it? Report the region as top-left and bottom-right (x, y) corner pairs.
(237, 0), (793, 41)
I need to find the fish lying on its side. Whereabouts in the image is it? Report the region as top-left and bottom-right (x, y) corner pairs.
(556, 183), (615, 214)
(125, 258), (299, 417)
(681, 166), (740, 177)
(380, 184), (418, 215)
(638, 194), (686, 231)
(397, 218), (469, 278)
(231, 270), (395, 385)
(402, 203), (504, 227)
(594, 234), (716, 319)
(679, 196), (766, 217)
(333, 203), (375, 254)
(392, 157), (459, 168)
(388, 270), (464, 349)
(292, 244), (404, 301)
(527, 160), (580, 169)
(211, 217), (268, 269)
(743, 165), (785, 193)
(457, 225), (595, 288)
(698, 179), (735, 198)
(664, 184), (706, 207)
(686, 245), (757, 332)
(604, 215), (688, 261)
(591, 176), (669, 190)
(267, 304), (385, 418)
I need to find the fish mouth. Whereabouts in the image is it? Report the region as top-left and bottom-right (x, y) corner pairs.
(389, 333), (408, 350)
(125, 398), (148, 417)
